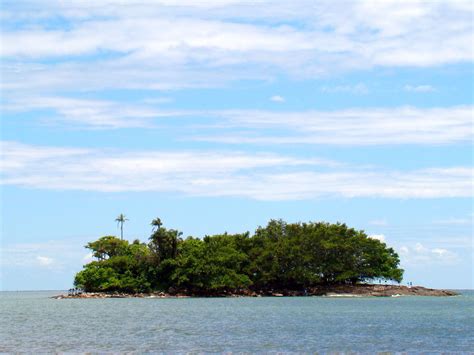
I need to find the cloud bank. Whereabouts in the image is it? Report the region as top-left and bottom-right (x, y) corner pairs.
(1, 141), (472, 200)
(2, 0), (472, 93)
(196, 106), (474, 145)
(4, 97), (472, 145)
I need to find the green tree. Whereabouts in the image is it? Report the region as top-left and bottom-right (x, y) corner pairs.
(74, 219), (404, 294)
(149, 223), (182, 262)
(170, 235), (251, 293)
(115, 213), (128, 240)
(86, 236), (129, 260)
(151, 217), (162, 232)
(75, 237), (153, 293)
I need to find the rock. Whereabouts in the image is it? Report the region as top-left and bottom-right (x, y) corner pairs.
(51, 284), (458, 299)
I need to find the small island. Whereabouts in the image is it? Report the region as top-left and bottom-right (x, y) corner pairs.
(57, 219), (457, 299)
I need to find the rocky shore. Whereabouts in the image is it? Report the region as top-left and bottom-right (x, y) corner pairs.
(52, 284), (458, 299)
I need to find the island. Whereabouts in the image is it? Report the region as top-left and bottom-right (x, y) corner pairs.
(55, 219), (457, 298)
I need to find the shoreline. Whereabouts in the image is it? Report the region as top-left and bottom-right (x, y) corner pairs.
(52, 284), (458, 299)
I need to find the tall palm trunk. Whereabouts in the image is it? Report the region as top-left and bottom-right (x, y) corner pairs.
(115, 214), (128, 241)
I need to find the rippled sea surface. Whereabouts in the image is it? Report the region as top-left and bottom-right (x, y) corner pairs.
(1, 290), (473, 352)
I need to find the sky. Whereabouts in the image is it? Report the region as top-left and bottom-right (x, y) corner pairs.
(0, 0), (473, 291)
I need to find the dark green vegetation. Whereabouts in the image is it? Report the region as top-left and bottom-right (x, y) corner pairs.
(74, 219), (403, 294)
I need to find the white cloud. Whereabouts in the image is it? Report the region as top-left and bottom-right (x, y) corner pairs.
(1, 238), (94, 271)
(398, 242), (461, 265)
(1, 141), (472, 200)
(430, 236), (473, 249)
(270, 95), (285, 103)
(320, 83), (368, 95)
(1, 1), (472, 92)
(431, 248), (451, 257)
(414, 242), (425, 253)
(36, 256), (54, 267)
(82, 253), (94, 264)
(3, 96), (187, 129)
(399, 246), (409, 255)
(368, 234), (386, 243)
(0, 18), (315, 59)
(4, 97), (472, 146)
(2, 243), (60, 269)
(404, 85), (436, 93)
(194, 106), (474, 145)
(433, 216), (473, 225)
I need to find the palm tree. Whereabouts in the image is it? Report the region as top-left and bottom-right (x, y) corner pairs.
(115, 213), (128, 240)
(151, 217), (162, 232)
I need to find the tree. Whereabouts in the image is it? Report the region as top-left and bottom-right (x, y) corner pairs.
(149, 220), (182, 262)
(75, 237), (153, 293)
(170, 235), (251, 293)
(115, 213), (128, 240)
(74, 219), (404, 293)
(151, 217), (162, 232)
(86, 236), (129, 260)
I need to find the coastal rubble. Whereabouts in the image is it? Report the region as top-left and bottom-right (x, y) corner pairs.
(52, 284), (458, 299)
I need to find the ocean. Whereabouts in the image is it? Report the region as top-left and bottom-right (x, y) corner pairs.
(1, 290), (473, 352)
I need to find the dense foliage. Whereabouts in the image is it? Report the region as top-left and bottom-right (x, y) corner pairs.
(74, 219), (403, 293)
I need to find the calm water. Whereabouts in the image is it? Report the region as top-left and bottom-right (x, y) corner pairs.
(1, 290), (473, 353)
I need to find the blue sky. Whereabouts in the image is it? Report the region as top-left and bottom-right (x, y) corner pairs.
(1, 0), (473, 290)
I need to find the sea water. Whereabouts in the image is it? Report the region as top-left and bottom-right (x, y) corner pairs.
(1, 290), (473, 352)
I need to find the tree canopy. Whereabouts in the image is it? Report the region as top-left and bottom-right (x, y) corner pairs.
(74, 219), (403, 294)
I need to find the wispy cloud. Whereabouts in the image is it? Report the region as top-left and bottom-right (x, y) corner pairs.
(5, 97), (471, 147)
(320, 83), (368, 95)
(368, 234), (386, 243)
(36, 256), (55, 267)
(0, 239), (87, 270)
(82, 252), (94, 264)
(3, 96), (186, 129)
(193, 106), (474, 146)
(404, 84), (436, 93)
(270, 95), (285, 103)
(1, 1), (472, 93)
(399, 242), (461, 266)
(1, 141), (472, 200)
(433, 216), (473, 225)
